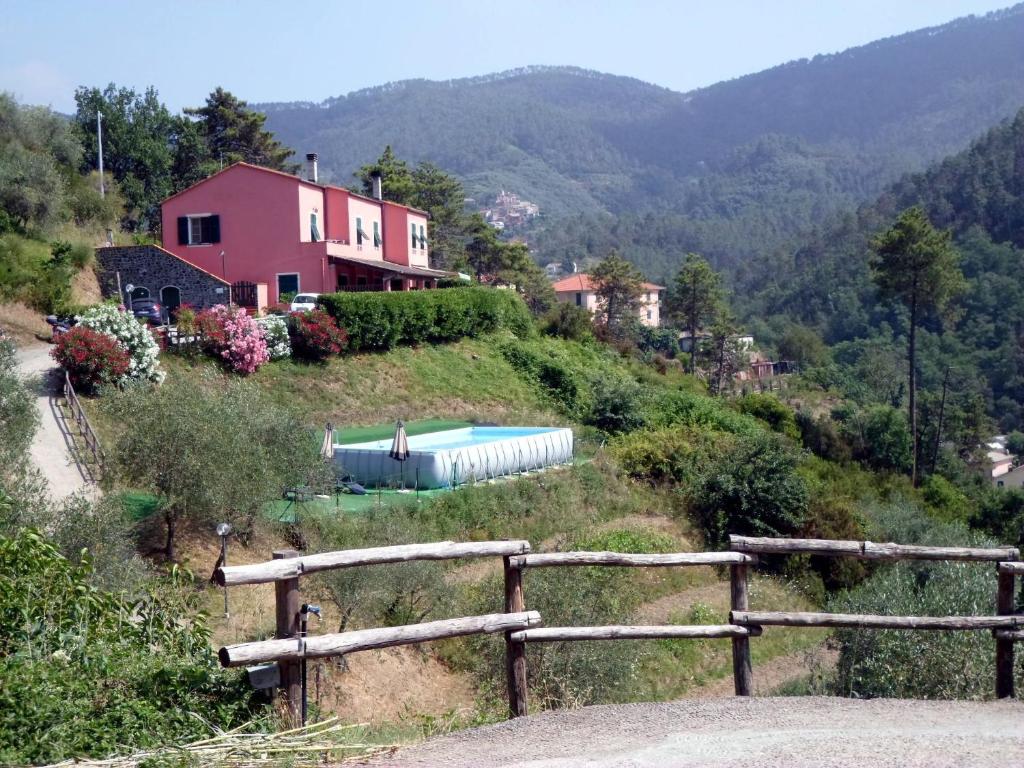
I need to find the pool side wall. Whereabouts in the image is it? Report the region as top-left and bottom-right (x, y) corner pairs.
(333, 427), (574, 489)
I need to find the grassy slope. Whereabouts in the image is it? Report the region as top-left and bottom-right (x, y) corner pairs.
(96, 331), (830, 716)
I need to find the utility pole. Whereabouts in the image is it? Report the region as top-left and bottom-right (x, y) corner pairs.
(97, 111), (105, 198)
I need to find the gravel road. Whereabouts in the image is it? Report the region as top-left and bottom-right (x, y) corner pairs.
(363, 697), (1024, 767)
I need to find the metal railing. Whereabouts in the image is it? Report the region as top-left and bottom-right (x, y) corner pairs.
(62, 372), (105, 479)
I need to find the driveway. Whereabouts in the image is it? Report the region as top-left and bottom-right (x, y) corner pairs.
(15, 342), (97, 500)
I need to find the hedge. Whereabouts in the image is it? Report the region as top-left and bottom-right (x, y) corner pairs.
(317, 287), (533, 351)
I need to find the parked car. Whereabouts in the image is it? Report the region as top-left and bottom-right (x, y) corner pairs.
(290, 293), (320, 312)
(131, 298), (165, 325)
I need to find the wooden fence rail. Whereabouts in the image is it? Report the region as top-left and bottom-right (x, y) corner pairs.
(62, 372), (104, 478)
(217, 536), (1022, 725)
(219, 611), (541, 667)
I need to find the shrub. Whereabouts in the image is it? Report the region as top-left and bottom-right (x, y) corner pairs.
(611, 426), (730, 487)
(173, 304), (196, 334)
(585, 374), (647, 434)
(0, 529), (261, 764)
(50, 326), (130, 392)
(796, 409), (852, 463)
(737, 393), (800, 439)
(842, 404), (912, 473)
(542, 303), (594, 342)
(318, 287), (532, 352)
(690, 431), (809, 547)
(287, 309), (347, 360)
(256, 314), (291, 360)
(830, 504), (1013, 699)
(921, 474), (972, 524)
(499, 341), (588, 419)
(78, 303), (163, 384)
(196, 304), (269, 375)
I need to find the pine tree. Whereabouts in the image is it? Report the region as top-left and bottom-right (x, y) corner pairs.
(184, 87), (297, 173)
(870, 206), (964, 486)
(668, 253), (723, 373)
(590, 252), (645, 333)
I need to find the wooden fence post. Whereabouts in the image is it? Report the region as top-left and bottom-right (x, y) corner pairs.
(273, 549), (302, 725)
(730, 563), (753, 696)
(504, 555), (529, 717)
(995, 569), (1015, 698)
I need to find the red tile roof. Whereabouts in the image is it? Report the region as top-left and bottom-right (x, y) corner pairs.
(551, 274), (664, 292)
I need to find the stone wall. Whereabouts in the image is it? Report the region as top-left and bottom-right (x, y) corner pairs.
(94, 245), (230, 309)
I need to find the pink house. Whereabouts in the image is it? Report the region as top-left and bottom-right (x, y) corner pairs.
(160, 154), (450, 310)
(551, 273), (664, 327)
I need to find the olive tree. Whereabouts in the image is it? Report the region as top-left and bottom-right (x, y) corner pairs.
(103, 373), (330, 560)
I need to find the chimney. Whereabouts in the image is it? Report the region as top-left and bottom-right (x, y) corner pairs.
(305, 152), (318, 183)
(371, 171), (383, 200)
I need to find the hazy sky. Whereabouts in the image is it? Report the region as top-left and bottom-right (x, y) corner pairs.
(0, 0), (1015, 113)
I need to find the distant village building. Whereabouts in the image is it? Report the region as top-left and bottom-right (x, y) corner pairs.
(551, 273), (664, 327)
(483, 190), (540, 232)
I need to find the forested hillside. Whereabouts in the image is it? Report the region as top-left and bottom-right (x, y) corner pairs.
(260, 5), (1024, 276)
(746, 106), (1024, 431)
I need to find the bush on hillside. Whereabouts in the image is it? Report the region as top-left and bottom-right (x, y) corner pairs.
(542, 303), (594, 342)
(51, 326), (130, 392)
(0, 529), (261, 764)
(796, 409), (852, 463)
(196, 304), (269, 375)
(647, 387), (760, 436)
(585, 374), (648, 434)
(318, 287), (532, 352)
(499, 341), (589, 419)
(830, 503), (1015, 699)
(287, 308), (347, 361)
(840, 404), (912, 473)
(611, 426), (730, 487)
(737, 393), (800, 439)
(691, 431), (809, 547)
(78, 303), (163, 384)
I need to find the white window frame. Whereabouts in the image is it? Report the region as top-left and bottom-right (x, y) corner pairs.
(187, 213), (215, 246)
(275, 272), (301, 303)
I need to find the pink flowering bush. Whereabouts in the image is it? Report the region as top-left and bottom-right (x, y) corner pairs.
(196, 304), (269, 375)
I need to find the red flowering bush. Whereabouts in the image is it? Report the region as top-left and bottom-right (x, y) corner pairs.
(288, 309), (348, 360)
(51, 326), (130, 392)
(196, 304), (269, 375)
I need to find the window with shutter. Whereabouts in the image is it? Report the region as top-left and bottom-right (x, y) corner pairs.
(411, 223), (417, 249)
(419, 224), (427, 249)
(356, 217), (364, 246)
(184, 214), (221, 245)
(311, 213), (320, 242)
(373, 221), (381, 247)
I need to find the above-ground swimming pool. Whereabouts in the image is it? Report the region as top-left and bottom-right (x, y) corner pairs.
(333, 426), (574, 489)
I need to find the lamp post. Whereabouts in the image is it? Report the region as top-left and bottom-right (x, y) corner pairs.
(217, 522), (232, 617)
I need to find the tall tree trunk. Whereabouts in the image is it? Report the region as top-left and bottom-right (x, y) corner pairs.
(909, 291), (918, 487)
(688, 311), (698, 375)
(165, 509), (177, 561)
(931, 366), (950, 475)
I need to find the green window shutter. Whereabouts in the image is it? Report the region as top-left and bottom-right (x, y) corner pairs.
(311, 213), (320, 242)
(373, 221), (381, 247)
(356, 217), (363, 245)
(177, 217), (189, 245)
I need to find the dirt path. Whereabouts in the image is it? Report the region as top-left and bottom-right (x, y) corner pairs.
(15, 342), (96, 501)
(362, 697), (1024, 767)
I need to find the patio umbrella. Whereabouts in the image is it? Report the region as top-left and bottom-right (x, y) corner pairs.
(320, 422), (335, 461)
(389, 420), (410, 490)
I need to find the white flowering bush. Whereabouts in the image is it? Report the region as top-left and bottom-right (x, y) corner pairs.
(257, 315), (291, 360)
(78, 303), (164, 385)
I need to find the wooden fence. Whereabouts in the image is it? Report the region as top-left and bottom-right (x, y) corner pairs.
(215, 535), (1022, 724)
(62, 372), (105, 478)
